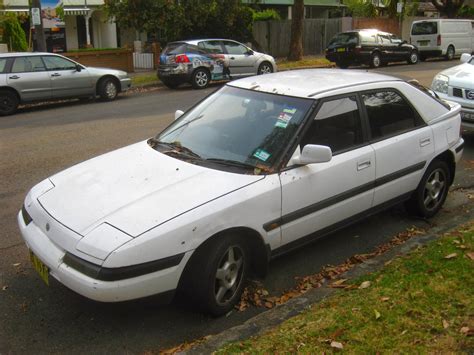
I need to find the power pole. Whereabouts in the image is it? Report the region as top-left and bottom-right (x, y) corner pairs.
(31, 0), (46, 52)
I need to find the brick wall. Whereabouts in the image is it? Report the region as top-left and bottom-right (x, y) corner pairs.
(64, 49), (134, 73)
(353, 18), (400, 36)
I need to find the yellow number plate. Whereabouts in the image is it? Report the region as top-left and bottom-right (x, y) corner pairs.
(337, 48), (346, 52)
(30, 251), (49, 286)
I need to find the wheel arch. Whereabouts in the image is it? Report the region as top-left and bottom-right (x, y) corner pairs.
(0, 86), (21, 102)
(432, 150), (456, 186)
(177, 226), (270, 290)
(96, 75), (121, 95)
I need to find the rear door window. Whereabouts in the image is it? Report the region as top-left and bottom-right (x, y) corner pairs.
(359, 32), (377, 44)
(223, 41), (249, 55)
(411, 22), (438, 35)
(11, 56), (46, 73)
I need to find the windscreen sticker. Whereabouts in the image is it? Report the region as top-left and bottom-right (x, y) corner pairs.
(253, 149), (271, 162)
(275, 107), (296, 129)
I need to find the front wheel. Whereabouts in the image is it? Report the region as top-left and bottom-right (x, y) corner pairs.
(406, 160), (450, 218)
(0, 90), (19, 116)
(191, 68), (210, 89)
(369, 52), (381, 68)
(257, 62), (273, 75)
(183, 234), (249, 316)
(98, 78), (119, 101)
(407, 50), (419, 65)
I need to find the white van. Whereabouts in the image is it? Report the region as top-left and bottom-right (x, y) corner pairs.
(410, 19), (474, 60)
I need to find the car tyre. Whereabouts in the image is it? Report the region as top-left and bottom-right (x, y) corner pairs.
(0, 90), (19, 116)
(406, 160), (450, 218)
(369, 52), (382, 68)
(407, 50), (419, 65)
(336, 61), (349, 69)
(98, 77), (119, 101)
(191, 68), (210, 89)
(257, 62), (273, 75)
(445, 46), (455, 61)
(182, 233), (249, 316)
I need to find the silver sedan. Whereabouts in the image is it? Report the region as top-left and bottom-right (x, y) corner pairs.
(0, 52), (131, 115)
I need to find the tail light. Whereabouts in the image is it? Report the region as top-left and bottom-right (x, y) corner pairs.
(175, 54), (190, 63)
(437, 35), (441, 46)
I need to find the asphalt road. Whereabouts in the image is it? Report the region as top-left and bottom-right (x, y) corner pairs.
(1, 60), (473, 354)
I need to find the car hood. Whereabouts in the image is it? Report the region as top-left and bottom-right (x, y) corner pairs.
(441, 63), (474, 89)
(38, 141), (263, 237)
(86, 66), (128, 77)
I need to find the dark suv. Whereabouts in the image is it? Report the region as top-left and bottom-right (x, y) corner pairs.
(325, 29), (419, 68)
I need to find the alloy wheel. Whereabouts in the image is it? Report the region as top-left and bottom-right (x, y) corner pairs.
(258, 64), (272, 74)
(214, 245), (245, 306)
(195, 71), (208, 87)
(423, 168), (447, 212)
(105, 81), (117, 99)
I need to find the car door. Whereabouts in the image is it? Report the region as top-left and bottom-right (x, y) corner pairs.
(279, 95), (375, 247)
(377, 34), (396, 61)
(390, 35), (411, 60)
(361, 90), (434, 207)
(7, 56), (51, 102)
(42, 55), (93, 99)
(222, 40), (257, 77)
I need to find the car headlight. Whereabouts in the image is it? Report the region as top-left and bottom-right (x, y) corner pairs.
(431, 74), (449, 94)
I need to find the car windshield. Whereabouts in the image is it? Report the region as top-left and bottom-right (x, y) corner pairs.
(154, 86), (313, 173)
(328, 33), (359, 46)
(412, 22), (438, 35)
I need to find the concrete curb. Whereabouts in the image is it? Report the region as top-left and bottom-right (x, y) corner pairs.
(187, 192), (474, 354)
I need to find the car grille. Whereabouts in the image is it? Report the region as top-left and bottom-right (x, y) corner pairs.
(452, 88), (463, 98)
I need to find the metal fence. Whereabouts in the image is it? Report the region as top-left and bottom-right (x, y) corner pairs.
(133, 52), (155, 69)
(253, 18), (343, 58)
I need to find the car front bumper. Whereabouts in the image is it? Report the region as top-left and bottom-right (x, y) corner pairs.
(18, 208), (192, 302)
(120, 78), (132, 92)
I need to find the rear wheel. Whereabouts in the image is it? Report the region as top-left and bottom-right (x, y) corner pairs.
(181, 233), (249, 316)
(406, 160), (450, 218)
(191, 68), (210, 89)
(445, 45), (455, 60)
(0, 90), (19, 116)
(369, 52), (381, 68)
(407, 50), (419, 64)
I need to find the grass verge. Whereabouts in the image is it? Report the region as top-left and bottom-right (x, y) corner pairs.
(277, 56), (332, 70)
(218, 223), (474, 353)
(131, 73), (159, 86)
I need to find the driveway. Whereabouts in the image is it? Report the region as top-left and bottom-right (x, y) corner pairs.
(0, 60), (472, 354)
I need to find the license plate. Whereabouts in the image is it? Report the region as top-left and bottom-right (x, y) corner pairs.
(30, 251), (49, 286)
(418, 40), (429, 46)
(337, 48), (346, 52)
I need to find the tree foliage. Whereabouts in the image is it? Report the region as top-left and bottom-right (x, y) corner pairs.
(103, 0), (254, 44)
(343, 0), (377, 17)
(431, 0), (465, 17)
(1, 13), (27, 51)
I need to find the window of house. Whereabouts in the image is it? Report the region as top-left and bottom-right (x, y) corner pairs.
(11, 56), (46, 73)
(362, 90), (424, 139)
(302, 96), (363, 153)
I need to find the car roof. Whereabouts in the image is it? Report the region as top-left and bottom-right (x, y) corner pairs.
(228, 69), (402, 99)
(171, 39), (242, 46)
(0, 52), (57, 58)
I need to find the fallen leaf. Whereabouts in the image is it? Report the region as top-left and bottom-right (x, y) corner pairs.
(442, 319), (449, 329)
(2, 286), (8, 291)
(381, 297), (390, 302)
(460, 326), (470, 334)
(444, 253), (458, 259)
(374, 309), (381, 320)
(359, 281), (371, 289)
(466, 252), (474, 261)
(332, 278), (348, 286)
(264, 302), (273, 309)
(330, 341), (343, 350)
(401, 330), (408, 335)
(452, 240), (461, 244)
(13, 263), (21, 267)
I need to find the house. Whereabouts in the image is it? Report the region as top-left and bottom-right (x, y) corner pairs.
(245, 0), (346, 19)
(2, 0), (117, 52)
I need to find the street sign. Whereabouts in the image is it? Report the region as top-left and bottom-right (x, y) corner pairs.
(31, 8), (41, 26)
(397, 2), (403, 13)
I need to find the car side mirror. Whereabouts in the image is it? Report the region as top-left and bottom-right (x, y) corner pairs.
(460, 53), (472, 63)
(75, 64), (82, 72)
(246, 49), (254, 56)
(292, 144), (332, 165)
(175, 110), (184, 120)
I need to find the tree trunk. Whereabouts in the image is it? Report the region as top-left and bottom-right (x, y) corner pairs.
(287, 0), (304, 61)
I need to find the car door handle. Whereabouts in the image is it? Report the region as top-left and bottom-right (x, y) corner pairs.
(51, 73), (61, 77)
(357, 160), (371, 171)
(8, 75), (20, 79)
(419, 137), (431, 147)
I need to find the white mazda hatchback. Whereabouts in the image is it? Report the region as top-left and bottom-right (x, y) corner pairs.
(19, 70), (464, 315)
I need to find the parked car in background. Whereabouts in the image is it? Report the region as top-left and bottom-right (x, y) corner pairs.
(157, 39), (277, 89)
(432, 53), (474, 131)
(325, 29), (419, 68)
(19, 69), (463, 315)
(410, 19), (474, 61)
(0, 53), (131, 116)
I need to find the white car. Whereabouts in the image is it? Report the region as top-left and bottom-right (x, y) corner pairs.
(432, 53), (474, 131)
(19, 70), (464, 315)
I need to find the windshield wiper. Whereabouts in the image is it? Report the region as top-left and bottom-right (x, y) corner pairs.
(156, 141), (202, 159)
(205, 158), (258, 170)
